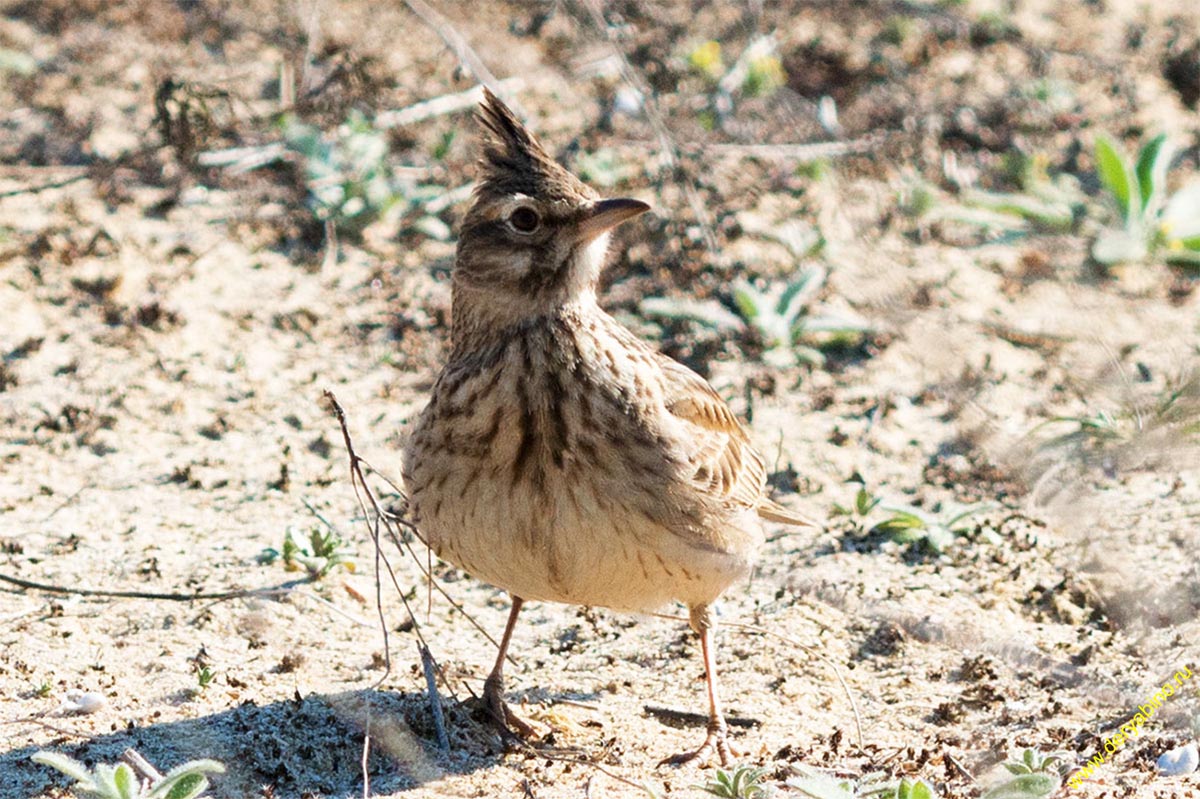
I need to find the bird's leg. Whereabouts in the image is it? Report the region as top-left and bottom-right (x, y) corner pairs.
(660, 604), (740, 767)
(482, 595), (536, 739)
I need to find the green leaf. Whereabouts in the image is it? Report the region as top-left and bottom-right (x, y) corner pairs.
(1163, 247), (1200, 268)
(898, 779), (936, 799)
(1094, 135), (1136, 222)
(93, 763), (121, 797)
(855, 488), (881, 516)
(148, 761), (224, 799)
(31, 752), (97, 787)
(1134, 134), (1171, 214)
(872, 511), (928, 539)
(113, 763), (138, 799)
(777, 265), (827, 322)
(981, 773), (1059, 799)
(159, 775), (208, 799)
(962, 189), (1075, 231)
(731, 282), (765, 324)
(797, 313), (873, 337)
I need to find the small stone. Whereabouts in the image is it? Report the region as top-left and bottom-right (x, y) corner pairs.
(61, 690), (106, 715)
(1157, 742), (1199, 776)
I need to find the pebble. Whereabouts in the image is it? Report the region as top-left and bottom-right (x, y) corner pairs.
(1157, 742), (1199, 776)
(61, 691), (106, 715)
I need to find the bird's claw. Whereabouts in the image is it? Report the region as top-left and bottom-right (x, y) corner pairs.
(483, 673), (537, 740)
(659, 719), (739, 767)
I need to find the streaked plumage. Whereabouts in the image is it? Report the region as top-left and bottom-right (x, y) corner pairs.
(403, 89), (816, 764)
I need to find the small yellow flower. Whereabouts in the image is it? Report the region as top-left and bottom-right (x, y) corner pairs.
(689, 40), (723, 79)
(744, 55), (785, 97)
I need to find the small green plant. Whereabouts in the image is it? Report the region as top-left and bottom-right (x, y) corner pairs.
(901, 155), (1080, 235)
(787, 769), (938, 799)
(870, 501), (994, 554)
(696, 765), (770, 798)
(979, 748), (1066, 799)
(731, 266), (872, 367)
(195, 666), (215, 691)
(31, 752), (224, 799)
(1033, 373), (1200, 464)
(280, 110), (404, 239)
(831, 484), (882, 519)
(1003, 748), (1070, 776)
(962, 152), (1080, 232)
(833, 483), (993, 553)
(35, 680), (53, 698)
(259, 525), (355, 578)
(1091, 133), (1200, 267)
(639, 264), (870, 369)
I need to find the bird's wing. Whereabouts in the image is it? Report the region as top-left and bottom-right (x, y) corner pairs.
(654, 353), (768, 512)
(656, 353), (820, 528)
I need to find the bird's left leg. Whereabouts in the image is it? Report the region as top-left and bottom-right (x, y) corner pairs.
(482, 595), (537, 738)
(660, 603), (740, 766)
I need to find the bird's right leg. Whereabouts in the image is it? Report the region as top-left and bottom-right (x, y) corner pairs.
(483, 595), (537, 738)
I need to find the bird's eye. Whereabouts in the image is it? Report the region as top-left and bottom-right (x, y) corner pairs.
(509, 206), (541, 234)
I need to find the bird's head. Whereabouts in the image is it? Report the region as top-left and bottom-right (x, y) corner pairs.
(451, 89), (649, 343)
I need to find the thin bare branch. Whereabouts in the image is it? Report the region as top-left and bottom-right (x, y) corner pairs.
(400, 0), (523, 115)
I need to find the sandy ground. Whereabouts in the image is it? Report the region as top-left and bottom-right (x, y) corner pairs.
(2, 1), (1199, 797)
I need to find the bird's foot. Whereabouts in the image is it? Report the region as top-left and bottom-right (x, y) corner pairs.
(659, 718), (739, 767)
(483, 673), (537, 740)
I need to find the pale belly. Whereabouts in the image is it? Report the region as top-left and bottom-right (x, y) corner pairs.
(408, 452), (759, 611)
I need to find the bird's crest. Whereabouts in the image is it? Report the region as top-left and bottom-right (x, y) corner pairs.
(475, 88), (594, 203)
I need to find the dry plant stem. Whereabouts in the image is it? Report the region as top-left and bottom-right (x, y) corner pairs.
(419, 643), (451, 752)
(643, 705), (759, 729)
(376, 79), (524, 129)
(0, 172), (89, 199)
(324, 388), (519, 713)
(708, 137), (885, 162)
(322, 390), (513, 663)
(120, 749), (163, 783)
(945, 751), (977, 783)
(1, 717), (88, 737)
(573, 0), (718, 253)
(400, 0), (519, 115)
(360, 723), (372, 799)
(0, 572), (313, 601)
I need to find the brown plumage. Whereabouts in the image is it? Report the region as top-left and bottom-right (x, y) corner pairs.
(402, 88), (818, 765)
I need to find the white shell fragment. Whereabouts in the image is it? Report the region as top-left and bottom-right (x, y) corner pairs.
(61, 690), (106, 715)
(1157, 742), (1199, 776)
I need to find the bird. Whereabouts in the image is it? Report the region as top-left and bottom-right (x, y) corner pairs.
(402, 88), (817, 766)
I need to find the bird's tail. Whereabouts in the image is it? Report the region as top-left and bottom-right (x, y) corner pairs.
(757, 498), (823, 528)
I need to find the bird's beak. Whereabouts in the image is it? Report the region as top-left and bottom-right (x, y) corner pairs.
(574, 198), (651, 245)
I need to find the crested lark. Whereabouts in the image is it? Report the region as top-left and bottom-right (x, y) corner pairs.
(403, 89), (816, 765)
